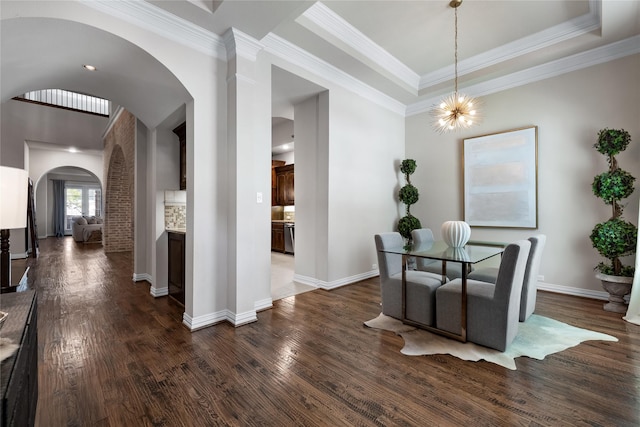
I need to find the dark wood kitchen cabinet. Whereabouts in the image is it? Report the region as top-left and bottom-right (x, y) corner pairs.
(1, 290), (38, 427)
(167, 231), (185, 305)
(275, 164), (294, 206)
(172, 122), (186, 191)
(271, 160), (285, 206)
(271, 222), (285, 252)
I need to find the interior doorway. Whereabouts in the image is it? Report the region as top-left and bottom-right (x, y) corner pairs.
(270, 66), (326, 300)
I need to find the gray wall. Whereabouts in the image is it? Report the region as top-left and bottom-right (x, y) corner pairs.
(406, 54), (640, 297)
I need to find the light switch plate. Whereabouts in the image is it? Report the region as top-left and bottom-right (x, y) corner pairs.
(256, 192), (263, 203)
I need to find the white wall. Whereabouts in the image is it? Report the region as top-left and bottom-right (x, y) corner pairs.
(291, 83), (406, 288)
(272, 151), (294, 164)
(272, 119), (294, 147)
(151, 112), (183, 295)
(294, 94), (328, 283)
(406, 54), (640, 297)
(134, 119), (149, 279)
(0, 99), (107, 168)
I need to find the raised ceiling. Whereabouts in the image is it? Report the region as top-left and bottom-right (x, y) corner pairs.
(1, 1), (639, 136)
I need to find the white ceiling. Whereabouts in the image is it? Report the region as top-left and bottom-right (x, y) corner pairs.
(1, 0), (639, 153)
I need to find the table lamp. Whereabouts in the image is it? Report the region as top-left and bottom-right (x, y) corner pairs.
(0, 166), (28, 289)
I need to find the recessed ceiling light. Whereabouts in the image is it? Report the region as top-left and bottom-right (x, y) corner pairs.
(282, 144), (289, 150)
(68, 147), (78, 153)
(83, 64), (97, 71)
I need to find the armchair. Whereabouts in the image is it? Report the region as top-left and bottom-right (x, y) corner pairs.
(375, 232), (444, 326)
(435, 240), (531, 351)
(467, 235), (546, 321)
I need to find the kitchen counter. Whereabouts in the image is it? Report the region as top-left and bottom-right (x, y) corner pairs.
(271, 220), (295, 223)
(166, 228), (186, 234)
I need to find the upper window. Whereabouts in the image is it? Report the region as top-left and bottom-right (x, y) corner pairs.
(13, 89), (110, 117)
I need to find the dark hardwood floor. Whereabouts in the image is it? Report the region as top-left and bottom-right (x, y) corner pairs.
(21, 237), (640, 426)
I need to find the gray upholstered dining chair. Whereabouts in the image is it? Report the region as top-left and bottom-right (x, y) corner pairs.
(375, 232), (445, 326)
(435, 239), (531, 351)
(410, 228), (468, 280)
(467, 234), (546, 322)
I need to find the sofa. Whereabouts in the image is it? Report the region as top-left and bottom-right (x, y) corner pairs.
(71, 216), (103, 243)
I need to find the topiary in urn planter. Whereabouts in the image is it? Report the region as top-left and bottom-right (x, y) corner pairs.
(397, 159), (422, 242)
(589, 128), (637, 313)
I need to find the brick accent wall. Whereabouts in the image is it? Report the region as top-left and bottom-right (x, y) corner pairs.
(103, 110), (135, 253)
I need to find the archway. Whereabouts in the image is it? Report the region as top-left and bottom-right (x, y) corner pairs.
(104, 144), (133, 253)
(34, 166), (102, 239)
(2, 14), (193, 282)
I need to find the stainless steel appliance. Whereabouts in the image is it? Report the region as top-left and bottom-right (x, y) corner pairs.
(284, 223), (295, 254)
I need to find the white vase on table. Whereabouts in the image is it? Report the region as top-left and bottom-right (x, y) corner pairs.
(441, 221), (471, 248)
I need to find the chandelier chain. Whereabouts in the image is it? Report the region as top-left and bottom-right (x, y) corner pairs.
(430, 0), (481, 133)
(454, 5), (458, 94)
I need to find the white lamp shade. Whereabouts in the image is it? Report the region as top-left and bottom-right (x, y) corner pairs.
(0, 166), (28, 229)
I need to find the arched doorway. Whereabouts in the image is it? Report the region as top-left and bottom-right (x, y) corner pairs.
(34, 166), (103, 240)
(104, 144), (133, 253)
(2, 15), (192, 287)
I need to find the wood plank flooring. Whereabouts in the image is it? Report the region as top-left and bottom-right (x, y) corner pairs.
(21, 237), (640, 426)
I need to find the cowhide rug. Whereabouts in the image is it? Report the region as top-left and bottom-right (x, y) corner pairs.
(364, 313), (618, 370)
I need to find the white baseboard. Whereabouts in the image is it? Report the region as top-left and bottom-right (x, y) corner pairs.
(182, 307), (259, 330)
(232, 310), (258, 326)
(537, 282), (609, 301)
(133, 273), (152, 283)
(295, 271), (610, 303)
(294, 269), (379, 290)
(150, 286), (168, 297)
(10, 252), (28, 260)
(183, 309), (229, 330)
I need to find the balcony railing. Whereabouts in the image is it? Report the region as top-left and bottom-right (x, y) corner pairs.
(14, 89), (110, 117)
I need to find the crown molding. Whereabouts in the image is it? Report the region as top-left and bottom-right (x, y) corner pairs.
(419, 0), (602, 90)
(407, 34), (640, 117)
(223, 27), (264, 62)
(298, 2), (419, 94)
(81, 0), (227, 60)
(262, 33), (406, 116)
(290, 0), (603, 96)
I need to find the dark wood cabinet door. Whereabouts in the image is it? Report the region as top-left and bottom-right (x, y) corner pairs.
(276, 173), (287, 206)
(167, 232), (185, 305)
(271, 223), (285, 252)
(272, 160), (285, 206)
(284, 171), (294, 205)
(173, 122), (186, 191)
(274, 164), (294, 206)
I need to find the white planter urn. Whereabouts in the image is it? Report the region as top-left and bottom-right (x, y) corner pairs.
(441, 221), (471, 248)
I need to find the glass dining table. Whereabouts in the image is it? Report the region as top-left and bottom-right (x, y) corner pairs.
(379, 240), (506, 342)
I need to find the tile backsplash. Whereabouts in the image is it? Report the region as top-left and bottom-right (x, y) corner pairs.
(283, 205), (295, 221)
(165, 205), (186, 229)
(164, 190), (186, 229)
(272, 206), (284, 220)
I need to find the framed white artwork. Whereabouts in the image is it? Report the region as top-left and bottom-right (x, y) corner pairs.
(463, 126), (538, 228)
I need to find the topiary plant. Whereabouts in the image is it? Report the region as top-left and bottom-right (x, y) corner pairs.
(397, 159), (421, 241)
(589, 128), (637, 277)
